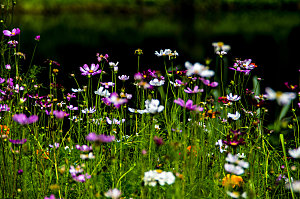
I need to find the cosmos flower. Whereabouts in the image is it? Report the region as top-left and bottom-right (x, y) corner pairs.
(94, 87), (110, 97)
(106, 117), (125, 125)
(224, 163), (245, 175)
(145, 99), (164, 113)
(86, 133), (115, 143)
(143, 170), (175, 186)
(288, 147), (300, 158)
(80, 152), (95, 160)
(3, 28), (20, 37)
(174, 98), (203, 111)
(149, 78), (165, 86)
(53, 110), (68, 119)
(185, 62), (215, 77)
(76, 145), (92, 152)
(155, 49), (172, 57)
(227, 93), (241, 101)
(79, 63), (102, 76)
(100, 82), (115, 89)
(35, 35), (40, 41)
(96, 53), (109, 62)
(184, 86), (204, 93)
(264, 87), (296, 105)
(71, 88), (84, 92)
(199, 78), (218, 87)
(286, 180), (300, 192)
(8, 40), (18, 47)
(118, 75), (130, 81)
(13, 114), (38, 125)
(81, 107), (96, 114)
(229, 59), (257, 75)
(104, 188), (122, 199)
(0, 104), (10, 112)
(227, 111), (240, 120)
(212, 42), (231, 53)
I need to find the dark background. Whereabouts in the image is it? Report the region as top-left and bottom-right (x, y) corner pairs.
(6, 0), (300, 91)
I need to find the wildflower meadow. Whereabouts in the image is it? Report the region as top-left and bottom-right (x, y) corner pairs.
(1, 2), (300, 199)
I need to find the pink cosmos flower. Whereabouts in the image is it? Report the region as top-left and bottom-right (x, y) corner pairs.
(35, 35), (40, 41)
(3, 28), (20, 37)
(184, 86), (204, 93)
(8, 40), (18, 47)
(199, 78), (218, 87)
(174, 98), (203, 111)
(13, 114), (38, 125)
(100, 82), (115, 88)
(96, 53), (109, 62)
(86, 132), (115, 143)
(79, 63), (101, 76)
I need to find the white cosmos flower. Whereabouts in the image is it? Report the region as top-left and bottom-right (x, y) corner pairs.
(185, 61), (215, 77)
(155, 49), (172, 57)
(145, 99), (164, 114)
(286, 180), (300, 192)
(143, 170), (175, 186)
(227, 93), (241, 101)
(288, 147), (300, 158)
(226, 153), (249, 169)
(80, 152), (95, 160)
(72, 88), (84, 92)
(265, 87), (296, 105)
(104, 188), (122, 199)
(226, 191), (247, 199)
(224, 163), (244, 175)
(227, 111), (241, 120)
(149, 78), (165, 86)
(94, 87), (110, 97)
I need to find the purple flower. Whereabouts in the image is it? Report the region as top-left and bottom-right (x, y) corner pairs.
(44, 194), (56, 199)
(0, 78), (5, 84)
(9, 138), (27, 145)
(67, 105), (78, 110)
(86, 132), (115, 143)
(100, 82), (115, 89)
(13, 114), (38, 125)
(79, 63), (102, 76)
(174, 98), (203, 111)
(66, 93), (76, 101)
(96, 53), (109, 62)
(49, 142), (60, 149)
(3, 28), (20, 37)
(18, 169), (23, 175)
(53, 110), (68, 119)
(103, 93), (128, 108)
(72, 173), (91, 183)
(75, 144), (92, 152)
(35, 35), (40, 41)
(0, 104), (10, 112)
(199, 78), (218, 87)
(184, 86), (204, 93)
(8, 40), (18, 47)
(118, 75), (130, 81)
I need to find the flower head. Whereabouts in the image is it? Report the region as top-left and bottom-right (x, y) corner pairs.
(3, 28), (20, 37)
(79, 64), (102, 76)
(227, 111), (240, 120)
(104, 188), (121, 199)
(9, 138), (27, 145)
(264, 87), (296, 105)
(86, 133), (115, 143)
(13, 114), (38, 125)
(288, 147), (300, 159)
(185, 62), (215, 77)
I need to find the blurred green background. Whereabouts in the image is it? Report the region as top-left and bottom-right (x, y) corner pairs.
(4, 0), (300, 89)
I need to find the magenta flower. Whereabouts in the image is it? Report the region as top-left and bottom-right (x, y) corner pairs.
(76, 144), (92, 152)
(0, 104), (10, 112)
(9, 138), (27, 145)
(49, 142), (59, 149)
(96, 53), (109, 62)
(103, 92), (128, 108)
(0, 78), (5, 84)
(199, 78), (218, 87)
(100, 82), (115, 89)
(8, 40), (18, 47)
(174, 98), (203, 111)
(44, 194), (56, 199)
(66, 93), (76, 101)
(3, 28), (20, 37)
(35, 35), (40, 41)
(229, 59), (257, 75)
(86, 132), (115, 143)
(72, 173), (91, 183)
(13, 114), (38, 125)
(79, 63), (102, 76)
(53, 110), (68, 119)
(184, 86), (204, 93)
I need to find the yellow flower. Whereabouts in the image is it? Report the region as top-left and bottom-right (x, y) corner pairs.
(222, 174), (243, 188)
